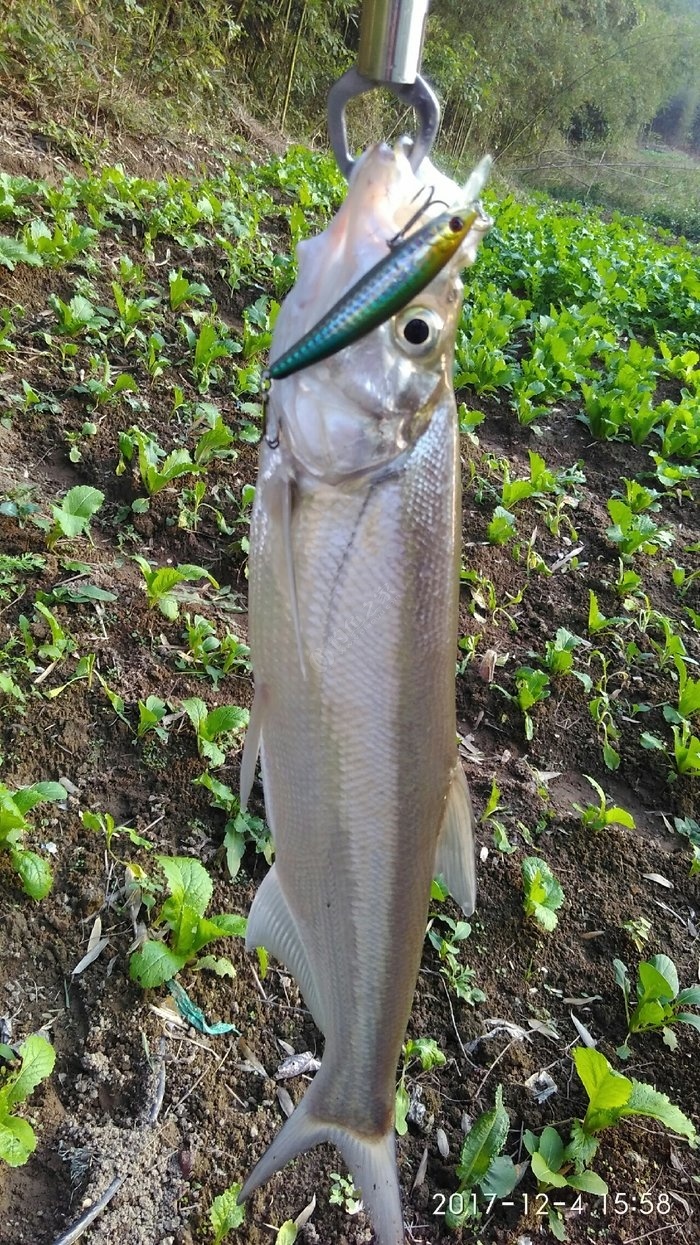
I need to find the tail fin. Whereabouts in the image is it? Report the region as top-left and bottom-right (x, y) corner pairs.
(239, 1076), (405, 1245)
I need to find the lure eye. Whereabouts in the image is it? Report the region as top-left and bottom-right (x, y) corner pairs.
(394, 306), (444, 357)
(449, 216), (463, 232)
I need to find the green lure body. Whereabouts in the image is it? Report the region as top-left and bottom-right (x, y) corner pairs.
(267, 203), (480, 382)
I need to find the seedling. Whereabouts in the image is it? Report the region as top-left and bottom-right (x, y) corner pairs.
(81, 809), (154, 861)
(137, 696), (170, 742)
(614, 954), (700, 1055)
(182, 697), (249, 768)
(209, 1182), (245, 1243)
(129, 856), (247, 987)
(168, 269), (210, 311)
(177, 615), (250, 686)
(46, 485), (104, 549)
(133, 557), (218, 621)
(573, 776), (635, 832)
(0, 1035), (56, 1167)
(184, 317), (242, 392)
(514, 666), (550, 741)
(620, 916), (652, 951)
(480, 778), (516, 854)
(195, 772), (272, 877)
(395, 1037), (446, 1135)
(521, 856), (564, 931)
(329, 1172), (362, 1215)
(523, 1125), (607, 1240)
(606, 499), (673, 558)
(118, 426), (199, 496)
(671, 722), (700, 777)
(487, 506), (516, 546)
(427, 899), (485, 1005)
(0, 781), (66, 899)
(543, 628), (583, 676)
(444, 1086), (523, 1228)
(574, 1045), (696, 1147)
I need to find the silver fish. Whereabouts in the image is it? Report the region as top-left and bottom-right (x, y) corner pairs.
(238, 142), (491, 1245)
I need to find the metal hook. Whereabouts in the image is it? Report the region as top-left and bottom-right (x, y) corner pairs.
(327, 68), (441, 178)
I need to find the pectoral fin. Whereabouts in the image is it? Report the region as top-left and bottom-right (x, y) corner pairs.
(434, 763), (476, 916)
(246, 864), (326, 1033)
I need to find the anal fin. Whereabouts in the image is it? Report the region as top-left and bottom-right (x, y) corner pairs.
(434, 763), (476, 916)
(246, 864), (326, 1033)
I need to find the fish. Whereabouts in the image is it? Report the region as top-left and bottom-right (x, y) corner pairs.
(265, 153), (491, 383)
(238, 140), (491, 1245)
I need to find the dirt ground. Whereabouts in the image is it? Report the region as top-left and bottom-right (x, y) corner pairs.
(1, 111), (699, 1245)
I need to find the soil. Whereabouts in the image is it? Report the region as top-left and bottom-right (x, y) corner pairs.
(1, 115), (699, 1245)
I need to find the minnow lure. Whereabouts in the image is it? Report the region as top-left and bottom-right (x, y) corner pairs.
(265, 153), (492, 388)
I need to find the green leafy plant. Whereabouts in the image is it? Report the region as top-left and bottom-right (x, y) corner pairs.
(427, 898), (485, 1005)
(521, 856), (564, 931)
(395, 1037), (446, 1136)
(329, 1172), (362, 1215)
(118, 426), (199, 496)
(81, 809), (154, 861)
(543, 628), (583, 676)
(195, 772), (271, 878)
(47, 485), (104, 548)
(614, 954), (700, 1055)
(486, 505), (517, 546)
(574, 1045), (697, 1147)
(134, 557), (218, 621)
(0, 781), (66, 899)
(445, 1086), (522, 1228)
(177, 615), (250, 686)
(182, 697), (249, 768)
(0, 1034), (56, 1166)
(573, 776), (635, 832)
(523, 1124), (607, 1241)
(209, 1182), (245, 1243)
(514, 666), (551, 741)
(129, 856), (247, 987)
(606, 499), (673, 558)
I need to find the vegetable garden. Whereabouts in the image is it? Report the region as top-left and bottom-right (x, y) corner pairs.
(1, 132), (699, 1244)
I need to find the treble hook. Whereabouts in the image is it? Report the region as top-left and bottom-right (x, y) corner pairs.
(387, 184), (450, 248)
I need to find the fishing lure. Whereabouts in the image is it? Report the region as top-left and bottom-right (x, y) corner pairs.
(262, 154), (492, 445)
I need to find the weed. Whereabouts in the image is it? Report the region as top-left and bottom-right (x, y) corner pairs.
(182, 697), (249, 768)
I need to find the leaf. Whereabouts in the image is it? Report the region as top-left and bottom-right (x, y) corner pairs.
(548, 1208), (566, 1240)
(51, 486), (104, 537)
(13, 782), (67, 814)
(158, 856), (213, 918)
(625, 1080), (698, 1144)
(530, 1150), (568, 1187)
(5, 1035), (56, 1108)
(129, 940), (186, 988)
(204, 705), (249, 739)
(538, 1125), (564, 1171)
(564, 1120), (599, 1172)
(395, 1082), (410, 1136)
(456, 1084), (509, 1188)
(647, 954), (679, 998)
(275, 1223), (298, 1245)
(210, 1183), (246, 1242)
(574, 1047), (632, 1133)
(567, 1169), (608, 1195)
(478, 1154), (523, 1198)
(0, 1113), (37, 1166)
(193, 955), (236, 977)
(11, 849), (53, 900)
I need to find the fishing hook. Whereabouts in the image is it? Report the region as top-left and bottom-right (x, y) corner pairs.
(387, 185), (450, 248)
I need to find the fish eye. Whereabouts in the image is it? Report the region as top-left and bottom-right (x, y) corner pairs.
(394, 306), (443, 357)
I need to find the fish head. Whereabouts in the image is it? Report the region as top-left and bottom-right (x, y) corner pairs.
(267, 143), (491, 484)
